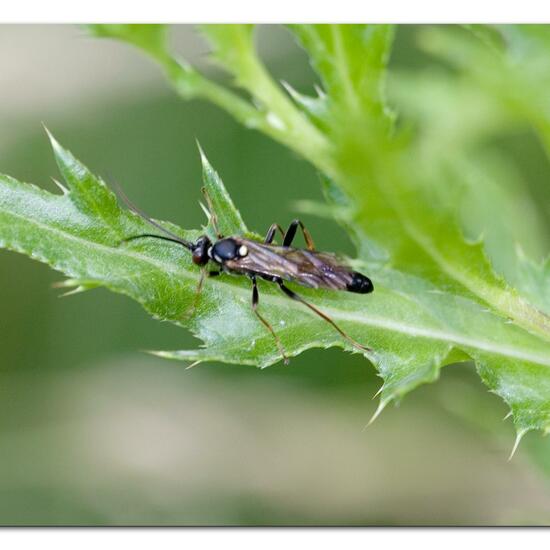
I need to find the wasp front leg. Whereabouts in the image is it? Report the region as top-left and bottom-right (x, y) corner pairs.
(264, 223), (285, 244)
(250, 274), (289, 364)
(182, 268), (222, 319)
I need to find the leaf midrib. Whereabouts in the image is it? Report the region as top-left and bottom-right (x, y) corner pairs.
(3, 203), (549, 368)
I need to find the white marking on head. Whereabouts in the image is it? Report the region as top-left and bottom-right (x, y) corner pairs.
(238, 245), (248, 257)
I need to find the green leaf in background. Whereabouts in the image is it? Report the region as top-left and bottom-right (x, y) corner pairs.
(412, 25), (550, 317)
(289, 24), (395, 126)
(86, 24), (169, 62)
(1, 24), (550, 445)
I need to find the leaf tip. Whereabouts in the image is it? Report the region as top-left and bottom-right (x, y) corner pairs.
(42, 123), (59, 151)
(147, 350), (173, 359)
(41, 121), (51, 136)
(43, 126), (74, 175)
(508, 428), (528, 461)
(42, 124), (65, 156)
(52, 278), (101, 297)
(364, 397), (391, 429)
(148, 350), (206, 370)
(196, 140), (210, 169)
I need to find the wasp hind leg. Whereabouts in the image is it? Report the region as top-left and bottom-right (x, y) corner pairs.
(277, 280), (372, 353)
(283, 219), (316, 250)
(250, 274), (289, 365)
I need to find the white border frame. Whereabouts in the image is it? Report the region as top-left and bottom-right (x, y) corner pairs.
(1, 0), (550, 23)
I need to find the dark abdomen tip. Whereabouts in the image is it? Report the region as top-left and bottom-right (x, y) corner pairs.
(347, 271), (374, 294)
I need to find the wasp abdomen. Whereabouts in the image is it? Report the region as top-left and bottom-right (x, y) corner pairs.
(347, 272), (374, 294)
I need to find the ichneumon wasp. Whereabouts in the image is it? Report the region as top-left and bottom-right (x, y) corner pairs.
(117, 186), (374, 364)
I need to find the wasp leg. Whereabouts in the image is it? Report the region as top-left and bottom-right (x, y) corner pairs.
(283, 219), (316, 250)
(277, 280), (372, 353)
(264, 223), (286, 244)
(183, 268), (222, 319)
(250, 274), (289, 364)
(201, 187), (223, 238)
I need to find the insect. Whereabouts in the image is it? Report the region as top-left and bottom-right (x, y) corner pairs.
(117, 186), (374, 363)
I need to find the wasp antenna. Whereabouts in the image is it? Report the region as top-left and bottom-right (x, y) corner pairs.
(112, 182), (194, 250)
(120, 233), (193, 249)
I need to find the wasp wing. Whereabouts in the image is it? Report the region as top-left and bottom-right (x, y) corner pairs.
(223, 238), (356, 291)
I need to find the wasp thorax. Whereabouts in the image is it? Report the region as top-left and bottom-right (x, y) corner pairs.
(211, 238), (241, 262)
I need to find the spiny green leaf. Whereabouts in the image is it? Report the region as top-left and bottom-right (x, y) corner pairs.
(198, 24), (255, 82)
(196, 25), (337, 176)
(86, 24), (169, 62)
(197, 144), (248, 238)
(2, 134), (550, 438)
(419, 25), (550, 154)
(46, 128), (122, 227)
(289, 24), (395, 125)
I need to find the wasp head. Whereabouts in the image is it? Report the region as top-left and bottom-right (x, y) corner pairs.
(191, 235), (212, 266)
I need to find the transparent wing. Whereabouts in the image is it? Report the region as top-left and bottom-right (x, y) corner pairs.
(224, 239), (355, 290)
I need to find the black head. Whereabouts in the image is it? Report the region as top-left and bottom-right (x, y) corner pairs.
(210, 238), (248, 264)
(347, 271), (374, 294)
(191, 235), (212, 266)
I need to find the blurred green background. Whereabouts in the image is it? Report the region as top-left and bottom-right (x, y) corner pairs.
(1, 25), (550, 525)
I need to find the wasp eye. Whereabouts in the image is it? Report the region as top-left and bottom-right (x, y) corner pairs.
(238, 245), (248, 257)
